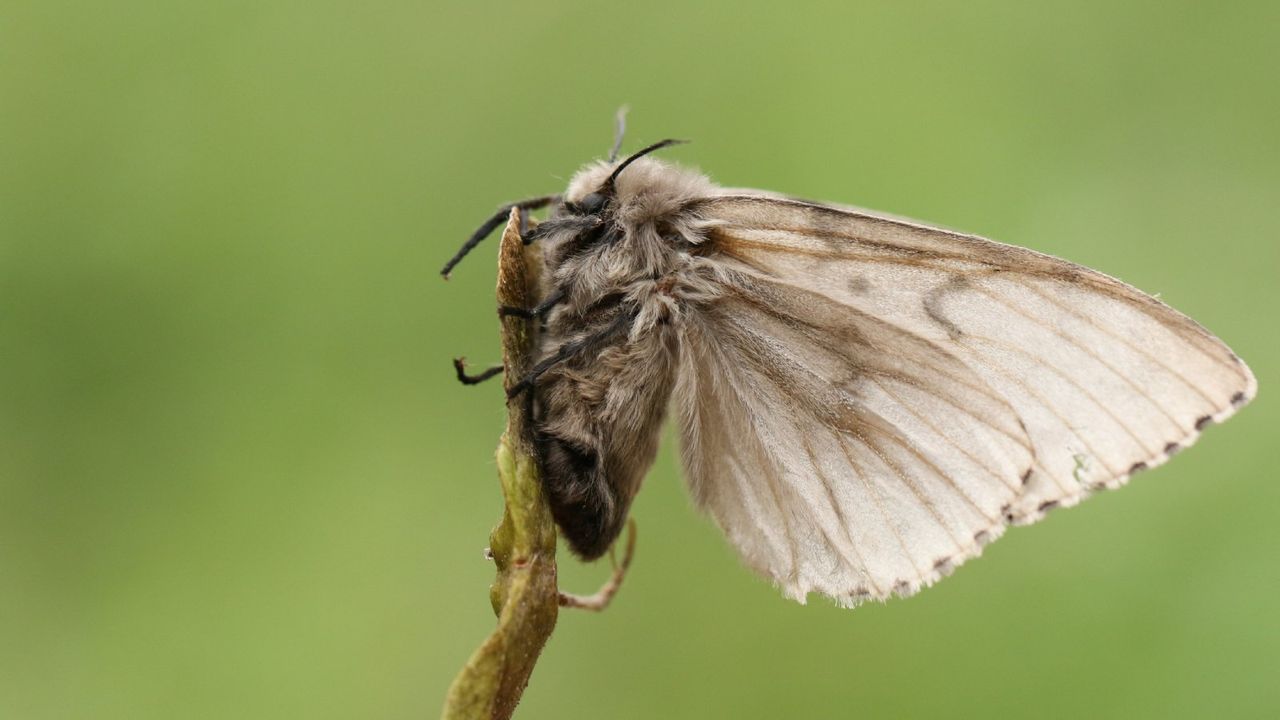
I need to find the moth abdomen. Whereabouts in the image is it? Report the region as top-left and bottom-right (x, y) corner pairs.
(538, 435), (622, 559)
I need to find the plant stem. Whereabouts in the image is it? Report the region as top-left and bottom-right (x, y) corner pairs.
(441, 210), (558, 720)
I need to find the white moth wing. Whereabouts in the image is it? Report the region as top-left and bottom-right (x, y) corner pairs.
(676, 194), (1255, 604)
(677, 272), (1034, 604)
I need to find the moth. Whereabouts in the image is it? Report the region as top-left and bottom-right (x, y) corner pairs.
(443, 125), (1256, 606)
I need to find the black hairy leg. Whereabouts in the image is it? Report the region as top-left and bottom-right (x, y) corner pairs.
(452, 357), (503, 385)
(498, 286), (567, 320)
(440, 194), (559, 278)
(505, 308), (637, 399)
(520, 214), (604, 245)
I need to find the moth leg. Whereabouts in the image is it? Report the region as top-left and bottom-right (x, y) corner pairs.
(498, 286), (567, 320)
(506, 308), (636, 399)
(559, 518), (637, 612)
(440, 194), (560, 278)
(520, 215), (603, 246)
(452, 357), (504, 386)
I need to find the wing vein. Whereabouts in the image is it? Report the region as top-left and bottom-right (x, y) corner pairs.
(974, 285), (1191, 435)
(868, 376), (1022, 494)
(725, 280), (1035, 456)
(832, 429), (927, 589)
(720, 232), (988, 273)
(799, 434), (877, 594)
(709, 330), (803, 583)
(857, 401), (996, 541)
(862, 415), (1001, 528)
(963, 339), (1122, 483)
(962, 332), (1161, 458)
(1018, 280), (1229, 405)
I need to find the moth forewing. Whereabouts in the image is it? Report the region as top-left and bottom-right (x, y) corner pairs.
(679, 193), (1254, 602)
(454, 142), (1254, 606)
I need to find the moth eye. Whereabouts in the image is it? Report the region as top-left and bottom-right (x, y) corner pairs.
(578, 191), (607, 214)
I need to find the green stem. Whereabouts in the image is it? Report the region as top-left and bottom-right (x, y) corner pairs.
(441, 210), (558, 720)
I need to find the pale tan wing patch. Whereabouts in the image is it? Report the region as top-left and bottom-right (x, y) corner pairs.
(676, 271), (1035, 604)
(693, 195), (1255, 529)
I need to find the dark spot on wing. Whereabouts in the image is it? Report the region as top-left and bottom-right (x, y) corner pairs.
(1128, 461), (1148, 475)
(922, 276), (970, 341)
(799, 201), (850, 250)
(893, 580), (911, 595)
(1194, 415), (1213, 431)
(1164, 442), (1182, 455)
(1020, 468), (1034, 486)
(847, 276), (873, 295)
(974, 530), (992, 546)
(1230, 391), (1247, 407)
(1038, 500), (1060, 513)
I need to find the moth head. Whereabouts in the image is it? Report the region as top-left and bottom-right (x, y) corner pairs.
(564, 139), (710, 223)
(576, 191), (608, 215)
(563, 164), (621, 215)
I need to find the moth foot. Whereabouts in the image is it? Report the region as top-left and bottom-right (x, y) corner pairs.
(558, 518), (637, 612)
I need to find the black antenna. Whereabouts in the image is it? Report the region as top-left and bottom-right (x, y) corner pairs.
(602, 138), (688, 194)
(440, 194), (558, 278)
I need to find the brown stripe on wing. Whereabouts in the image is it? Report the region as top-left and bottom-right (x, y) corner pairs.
(694, 195), (1252, 385)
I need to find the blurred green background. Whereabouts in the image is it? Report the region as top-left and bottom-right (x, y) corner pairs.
(3, 2), (1277, 718)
